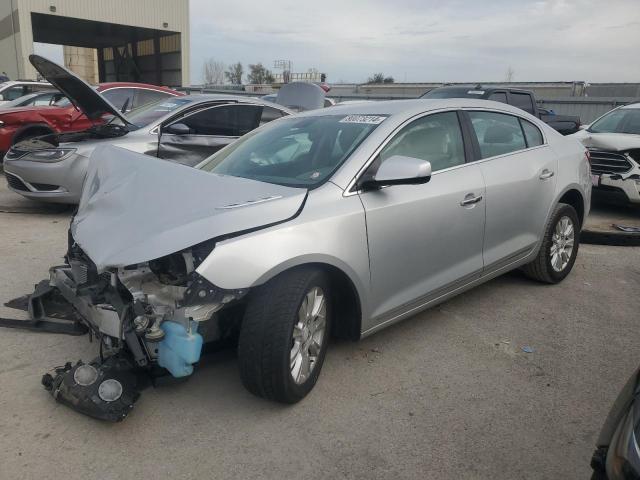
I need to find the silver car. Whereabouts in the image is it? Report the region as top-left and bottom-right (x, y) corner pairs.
(26, 99), (590, 418)
(3, 56), (292, 203)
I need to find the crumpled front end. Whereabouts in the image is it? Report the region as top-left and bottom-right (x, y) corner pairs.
(32, 233), (247, 421)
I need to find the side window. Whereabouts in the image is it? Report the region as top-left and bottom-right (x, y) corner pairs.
(133, 89), (172, 109)
(510, 92), (535, 114)
(488, 92), (507, 104)
(468, 111), (527, 159)
(176, 105), (262, 136)
(2, 85), (27, 101)
(101, 88), (135, 111)
(260, 106), (287, 126)
(520, 119), (544, 147)
(377, 111), (465, 172)
(33, 93), (54, 106)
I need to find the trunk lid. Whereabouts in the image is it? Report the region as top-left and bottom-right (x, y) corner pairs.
(72, 145), (307, 270)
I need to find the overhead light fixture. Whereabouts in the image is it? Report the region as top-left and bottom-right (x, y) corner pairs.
(49, 5), (56, 12)
(163, 22), (168, 28)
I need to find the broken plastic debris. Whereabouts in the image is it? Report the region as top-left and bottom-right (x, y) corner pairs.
(522, 346), (535, 353)
(613, 224), (640, 233)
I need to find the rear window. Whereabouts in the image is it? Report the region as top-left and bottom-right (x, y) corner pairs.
(520, 119), (544, 147)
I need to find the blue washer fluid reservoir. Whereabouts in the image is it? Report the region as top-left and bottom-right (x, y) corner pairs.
(157, 321), (203, 377)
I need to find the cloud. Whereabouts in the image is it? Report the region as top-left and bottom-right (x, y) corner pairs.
(189, 0), (640, 83)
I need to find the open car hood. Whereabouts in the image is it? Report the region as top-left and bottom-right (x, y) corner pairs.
(29, 54), (131, 125)
(581, 132), (640, 151)
(71, 146), (307, 270)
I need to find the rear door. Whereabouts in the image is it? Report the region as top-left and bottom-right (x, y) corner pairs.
(358, 111), (486, 326)
(158, 104), (286, 166)
(463, 110), (556, 271)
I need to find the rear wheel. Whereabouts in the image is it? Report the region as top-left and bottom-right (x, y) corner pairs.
(522, 203), (580, 283)
(238, 267), (331, 403)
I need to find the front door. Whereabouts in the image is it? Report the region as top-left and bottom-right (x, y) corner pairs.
(358, 111), (486, 328)
(158, 104), (263, 166)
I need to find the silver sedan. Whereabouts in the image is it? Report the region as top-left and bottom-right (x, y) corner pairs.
(32, 99), (591, 415)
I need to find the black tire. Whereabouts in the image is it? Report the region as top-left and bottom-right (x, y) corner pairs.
(238, 267), (331, 403)
(522, 203), (580, 284)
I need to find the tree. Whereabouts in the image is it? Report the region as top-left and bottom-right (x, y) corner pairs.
(367, 73), (394, 84)
(202, 59), (225, 85)
(247, 63), (275, 84)
(225, 62), (243, 85)
(504, 66), (515, 82)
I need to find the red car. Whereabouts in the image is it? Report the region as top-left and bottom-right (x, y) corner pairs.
(0, 82), (182, 156)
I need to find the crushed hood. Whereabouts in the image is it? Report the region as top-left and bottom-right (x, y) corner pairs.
(72, 145), (307, 270)
(578, 132), (640, 151)
(29, 54), (131, 125)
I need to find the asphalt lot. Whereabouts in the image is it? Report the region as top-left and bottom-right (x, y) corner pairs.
(0, 180), (639, 480)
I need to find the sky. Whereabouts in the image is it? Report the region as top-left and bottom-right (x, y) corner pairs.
(33, 0), (640, 85)
(189, 0), (640, 84)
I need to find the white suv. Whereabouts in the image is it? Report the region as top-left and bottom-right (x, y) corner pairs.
(0, 80), (53, 105)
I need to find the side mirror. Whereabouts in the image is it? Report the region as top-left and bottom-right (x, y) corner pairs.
(164, 122), (191, 135)
(361, 155), (432, 190)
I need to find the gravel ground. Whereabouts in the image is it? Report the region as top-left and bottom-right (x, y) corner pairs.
(0, 183), (639, 479)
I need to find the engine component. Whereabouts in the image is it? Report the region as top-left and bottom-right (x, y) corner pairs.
(41, 354), (140, 422)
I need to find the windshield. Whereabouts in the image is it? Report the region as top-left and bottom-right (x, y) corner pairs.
(198, 114), (386, 188)
(126, 98), (193, 127)
(589, 108), (640, 134)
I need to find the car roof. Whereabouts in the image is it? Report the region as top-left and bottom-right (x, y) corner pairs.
(96, 82), (180, 94)
(424, 85), (534, 96)
(292, 98), (533, 119)
(620, 103), (640, 110)
(0, 80), (51, 86)
(177, 94), (295, 112)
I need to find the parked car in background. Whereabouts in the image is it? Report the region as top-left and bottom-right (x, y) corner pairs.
(591, 367), (640, 479)
(571, 104), (640, 205)
(0, 80), (53, 105)
(0, 90), (66, 108)
(0, 61), (181, 158)
(32, 98), (590, 420)
(422, 85), (582, 135)
(4, 56), (292, 203)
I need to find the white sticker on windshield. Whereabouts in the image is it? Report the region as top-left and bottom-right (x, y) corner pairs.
(467, 90), (485, 95)
(340, 115), (386, 125)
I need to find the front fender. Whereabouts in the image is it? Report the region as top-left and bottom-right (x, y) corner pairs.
(195, 183), (371, 319)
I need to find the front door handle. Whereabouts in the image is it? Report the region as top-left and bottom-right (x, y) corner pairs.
(539, 169), (555, 180)
(460, 194), (483, 206)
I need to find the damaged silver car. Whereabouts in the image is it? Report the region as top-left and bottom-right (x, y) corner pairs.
(571, 103), (640, 204)
(6, 99), (591, 421)
(3, 56), (292, 204)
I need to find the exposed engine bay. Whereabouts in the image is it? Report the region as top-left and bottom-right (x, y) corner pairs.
(2, 232), (247, 421)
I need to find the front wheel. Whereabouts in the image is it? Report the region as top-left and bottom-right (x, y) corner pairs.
(238, 267), (331, 403)
(522, 203), (580, 283)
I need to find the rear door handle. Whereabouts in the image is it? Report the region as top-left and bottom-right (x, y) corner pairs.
(539, 169), (555, 180)
(460, 194), (483, 206)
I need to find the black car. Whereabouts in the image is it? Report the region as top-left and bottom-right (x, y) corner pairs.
(422, 85), (581, 135)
